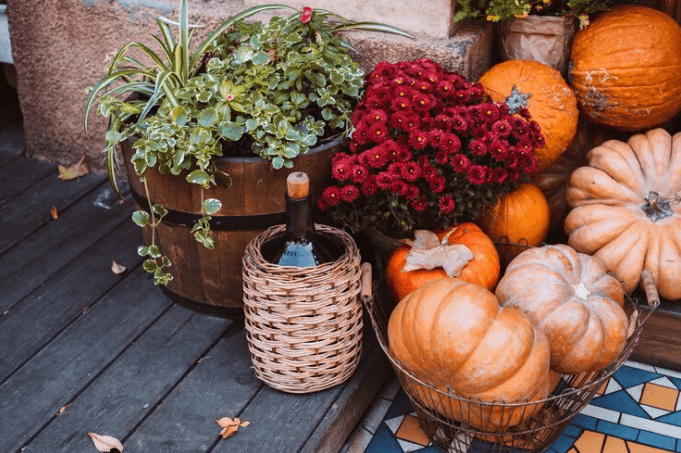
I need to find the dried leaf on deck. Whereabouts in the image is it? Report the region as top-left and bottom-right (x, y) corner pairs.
(401, 230), (474, 278)
(50, 206), (58, 220)
(216, 417), (250, 439)
(58, 154), (90, 180)
(87, 432), (124, 452)
(111, 260), (126, 275)
(57, 404), (70, 415)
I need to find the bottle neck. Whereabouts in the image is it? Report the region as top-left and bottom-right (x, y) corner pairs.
(285, 194), (315, 242)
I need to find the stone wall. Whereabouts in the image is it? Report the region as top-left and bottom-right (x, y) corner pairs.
(6, 0), (494, 172)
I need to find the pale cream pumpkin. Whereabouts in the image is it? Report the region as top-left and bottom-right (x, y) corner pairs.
(565, 128), (681, 300)
(388, 277), (551, 431)
(495, 244), (628, 374)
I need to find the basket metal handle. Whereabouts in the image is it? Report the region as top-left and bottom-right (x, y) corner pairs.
(361, 262), (373, 302)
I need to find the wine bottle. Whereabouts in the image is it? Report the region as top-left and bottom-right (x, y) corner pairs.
(261, 172), (344, 267)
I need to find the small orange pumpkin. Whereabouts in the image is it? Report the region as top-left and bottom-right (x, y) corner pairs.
(478, 59), (578, 172)
(479, 182), (550, 247)
(570, 4), (681, 131)
(385, 222), (500, 302)
(388, 277), (551, 431)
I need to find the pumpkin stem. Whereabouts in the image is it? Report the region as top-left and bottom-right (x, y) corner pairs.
(641, 191), (678, 222)
(504, 85), (532, 114)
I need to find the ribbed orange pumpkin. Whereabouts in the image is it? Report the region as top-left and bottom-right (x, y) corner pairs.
(495, 244), (629, 374)
(532, 118), (628, 237)
(478, 59), (578, 173)
(385, 222), (501, 302)
(388, 277), (551, 431)
(570, 4), (681, 131)
(479, 182), (550, 246)
(565, 128), (681, 300)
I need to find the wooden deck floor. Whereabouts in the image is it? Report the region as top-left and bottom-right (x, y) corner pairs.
(0, 88), (391, 453)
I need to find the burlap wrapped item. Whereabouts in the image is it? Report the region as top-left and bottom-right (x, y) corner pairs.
(496, 16), (578, 77)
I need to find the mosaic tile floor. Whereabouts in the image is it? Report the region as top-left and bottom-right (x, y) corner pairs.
(341, 360), (681, 453)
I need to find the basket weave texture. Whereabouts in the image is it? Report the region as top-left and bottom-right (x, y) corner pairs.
(242, 224), (363, 394)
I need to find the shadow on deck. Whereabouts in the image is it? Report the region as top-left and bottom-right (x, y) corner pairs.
(0, 79), (392, 453)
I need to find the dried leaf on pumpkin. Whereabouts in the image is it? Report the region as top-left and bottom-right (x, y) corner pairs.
(401, 230), (474, 278)
(87, 432), (124, 452)
(216, 417), (250, 439)
(58, 154), (90, 180)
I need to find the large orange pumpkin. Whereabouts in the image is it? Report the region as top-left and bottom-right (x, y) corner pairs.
(565, 128), (681, 300)
(570, 4), (681, 131)
(495, 244), (629, 374)
(388, 277), (551, 431)
(385, 222), (500, 302)
(479, 182), (550, 247)
(478, 59), (578, 173)
(532, 118), (628, 238)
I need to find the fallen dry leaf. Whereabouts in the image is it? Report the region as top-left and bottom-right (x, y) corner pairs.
(87, 432), (124, 452)
(402, 230), (474, 278)
(58, 404), (70, 415)
(111, 260), (126, 275)
(50, 206), (58, 220)
(81, 307), (89, 314)
(216, 417), (250, 439)
(3, 310), (8, 315)
(58, 154), (90, 181)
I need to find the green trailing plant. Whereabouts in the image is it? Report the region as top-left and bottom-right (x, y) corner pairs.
(85, 1), (412, 284)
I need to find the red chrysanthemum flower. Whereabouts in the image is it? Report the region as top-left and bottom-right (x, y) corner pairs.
(387, 162), (407, 179)
(361, 177), (378, 196)
(349, 164), (369, 184)
(438, 194), (456, 214)
(441, 133), (461, 153)
(491, 167), (509, 184)
(331, 152), (352, 166)
(491, 119), (512, 138)
(467, 165), (488, 185)
(428, 174), (445, 193)
(368, 122), (389, 143)
(450, 153), (471, 173)
(375, 171), (395, 189)
(450, 115), (468, 134)
(321, 186), (341, 206)
(391, 180), (410, 196)
(435, 149), (450, 165)
(469, 139), (488, 156)
(477, 103), (499, 123)
(395, 146), (412, 162)
(391, 96), (412, 111)
(410, 196), (429, 212)
(427, 129), (445, 147)
(331, 157), (353, 181)
(403, 161), (421, 182)
(339, 184), (360, 203)
(390, 111), (420, 132)
(408, 130), (429, 150)
(489, 139), (509, 161)
(455, 89), (471, 104)
(361, 146), (389, 169)
(421, 163), (438, 180)
(404, 184), (420, 200)
(366, 109), (388, 124)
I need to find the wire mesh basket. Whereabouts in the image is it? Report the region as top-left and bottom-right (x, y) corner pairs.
(365, 263), (659, 453)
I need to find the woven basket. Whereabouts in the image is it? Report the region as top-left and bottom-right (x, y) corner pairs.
(242, 223), (366, 394)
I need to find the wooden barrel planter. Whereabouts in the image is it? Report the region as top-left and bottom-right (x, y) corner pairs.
(120, 136), (342, 316)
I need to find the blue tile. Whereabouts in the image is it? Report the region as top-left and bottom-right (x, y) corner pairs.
(670, 376), (681, 391)
(637, 430), (677, 451)
(549, 434), (577, 453)
(561, 424), (582, 439)
(655, 410), (681, 427)
(596, 419), (639, 441)
(613, 365), (662, 388)
(589, 390), (650, 419)
(385, 388), (415, 420)
(572, 414), (597, 430)
(413, 446), (440, 452)
(676, 438), (681, 452)
(365, 422), (403, 453)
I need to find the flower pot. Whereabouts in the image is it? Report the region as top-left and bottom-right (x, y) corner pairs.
(121, 136), (342, 316)
(496, 15), (578, 78)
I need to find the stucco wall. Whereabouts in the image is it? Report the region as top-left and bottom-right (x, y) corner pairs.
(6, 0), (493, 172)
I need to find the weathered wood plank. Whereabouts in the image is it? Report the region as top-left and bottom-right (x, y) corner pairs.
(0, 183), (133, 312)
(0, 153), (57, 206)
(124, 327), (264, 453)
(210, 372), (345, 452)
(0, 268), (172, 453)
(21, 305), (232, 453)
(0, 171), (106, 255)
(0, 220), (144, 381)
(299, 342), (392, 453)
(0, 119), (26, 164)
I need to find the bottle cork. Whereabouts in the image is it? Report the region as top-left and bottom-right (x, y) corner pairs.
(286, 172), (309, 199)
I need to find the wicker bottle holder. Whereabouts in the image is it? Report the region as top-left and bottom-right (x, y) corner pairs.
(242, 223), (366, 394)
